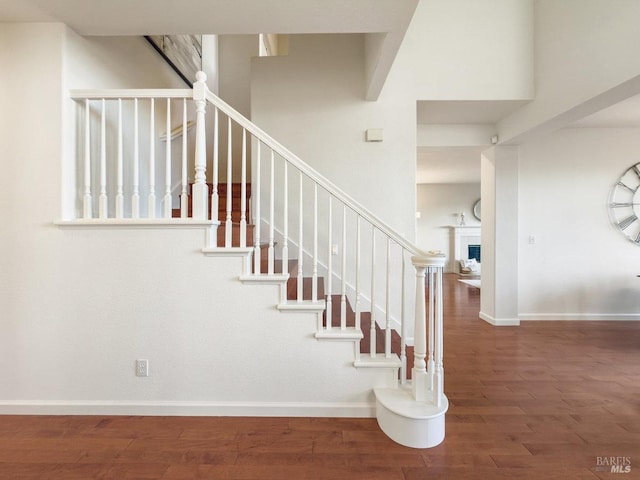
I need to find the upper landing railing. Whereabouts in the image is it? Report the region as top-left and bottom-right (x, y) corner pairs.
(67, 72), (445, 405)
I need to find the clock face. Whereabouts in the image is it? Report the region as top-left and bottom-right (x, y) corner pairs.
(473, 199), (481, 221)
(609, 163), (640, 244)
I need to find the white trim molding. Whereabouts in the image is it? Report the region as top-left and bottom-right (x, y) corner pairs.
(0, 400), (375, 418)
(519, 313), (640, 321)
(479, 311), (520, 326)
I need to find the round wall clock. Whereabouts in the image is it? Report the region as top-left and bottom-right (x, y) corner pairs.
(608, 163), (640, 244)
(472, 199), (481, 221)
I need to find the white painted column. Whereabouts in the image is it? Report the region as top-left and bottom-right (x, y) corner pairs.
(480, 146), (519, 326)
(192, 71), (209, 220)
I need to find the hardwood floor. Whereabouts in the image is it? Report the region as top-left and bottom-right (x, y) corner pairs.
(2, 274), (640, 479)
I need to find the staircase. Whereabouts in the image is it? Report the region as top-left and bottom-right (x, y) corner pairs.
(64, 72), (448, 448)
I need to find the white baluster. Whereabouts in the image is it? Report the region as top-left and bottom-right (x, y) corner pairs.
(340, 205), (347, 330)
(297, 172), (303, 302)
(211, 107), (219, 224)
(427, 265), (435, 392)
(312, 184), (318, 303)
(370, 228), (376, 358)
(180, 98), (188, 218)
(164, 98), (172, 218)
(225, 116), (232, 247)
(326, 197), (333, 331)
(148, 98), (156, 219)
(83, 99), (92, 219)
(400, 252), (407, 384)
(412, 258), (428, 402)
(115, 98), (124, 219)
(268, 150), (275, 274)
(99, 99), (107, 219)
(192, 71), (208, 220)
(253, 141), (261, 274)
(282, 161), (289, 276)
(434, 261), (444, 407)
(354, 215), (361, 360)
(385, 237), (392, 358)
(132, 98), (140, 219)
(240, 128), (247, 247)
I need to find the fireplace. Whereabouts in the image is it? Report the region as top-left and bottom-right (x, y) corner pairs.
(468, 244), (481, 263)
(449, 226), (481, 274)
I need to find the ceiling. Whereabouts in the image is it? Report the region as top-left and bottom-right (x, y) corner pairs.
(0, 0), (416, 36)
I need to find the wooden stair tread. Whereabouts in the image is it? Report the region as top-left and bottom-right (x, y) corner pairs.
(216, 223), (254, 248)
(172, 182), (252, 222)
(286, 276), (326, 302)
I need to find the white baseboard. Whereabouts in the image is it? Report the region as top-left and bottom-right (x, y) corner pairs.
(0, 400), (375, 418)
(479, 311), (520, 326)
(519, 313), (640, 321)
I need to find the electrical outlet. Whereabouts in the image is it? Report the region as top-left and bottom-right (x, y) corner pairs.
(331, 244), (338, 255)
(136, 359), (149, 377)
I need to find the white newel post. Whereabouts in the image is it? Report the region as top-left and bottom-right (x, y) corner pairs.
(192, 72), (209, 220)
(411, 253), (446, 403)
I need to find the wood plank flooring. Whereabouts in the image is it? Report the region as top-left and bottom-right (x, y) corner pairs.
(2, 274), (640, 479)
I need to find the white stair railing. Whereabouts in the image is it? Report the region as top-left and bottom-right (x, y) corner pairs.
(68, 72), (445, 402)
(71, 89), (193, 221)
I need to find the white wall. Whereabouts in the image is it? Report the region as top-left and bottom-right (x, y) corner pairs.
(251, 34), (417, 238)
(500, 0), (640, 143)
(0, 22), (65, 251)
(218, 34), (259, 182)
(218, 35), (258, 117)
(416, 183), (481, 271)
(0, 23), (388, 415)
(64, 34), (185, 89)
(518, 128), (640, 320)
(387, 0), (533, 101)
